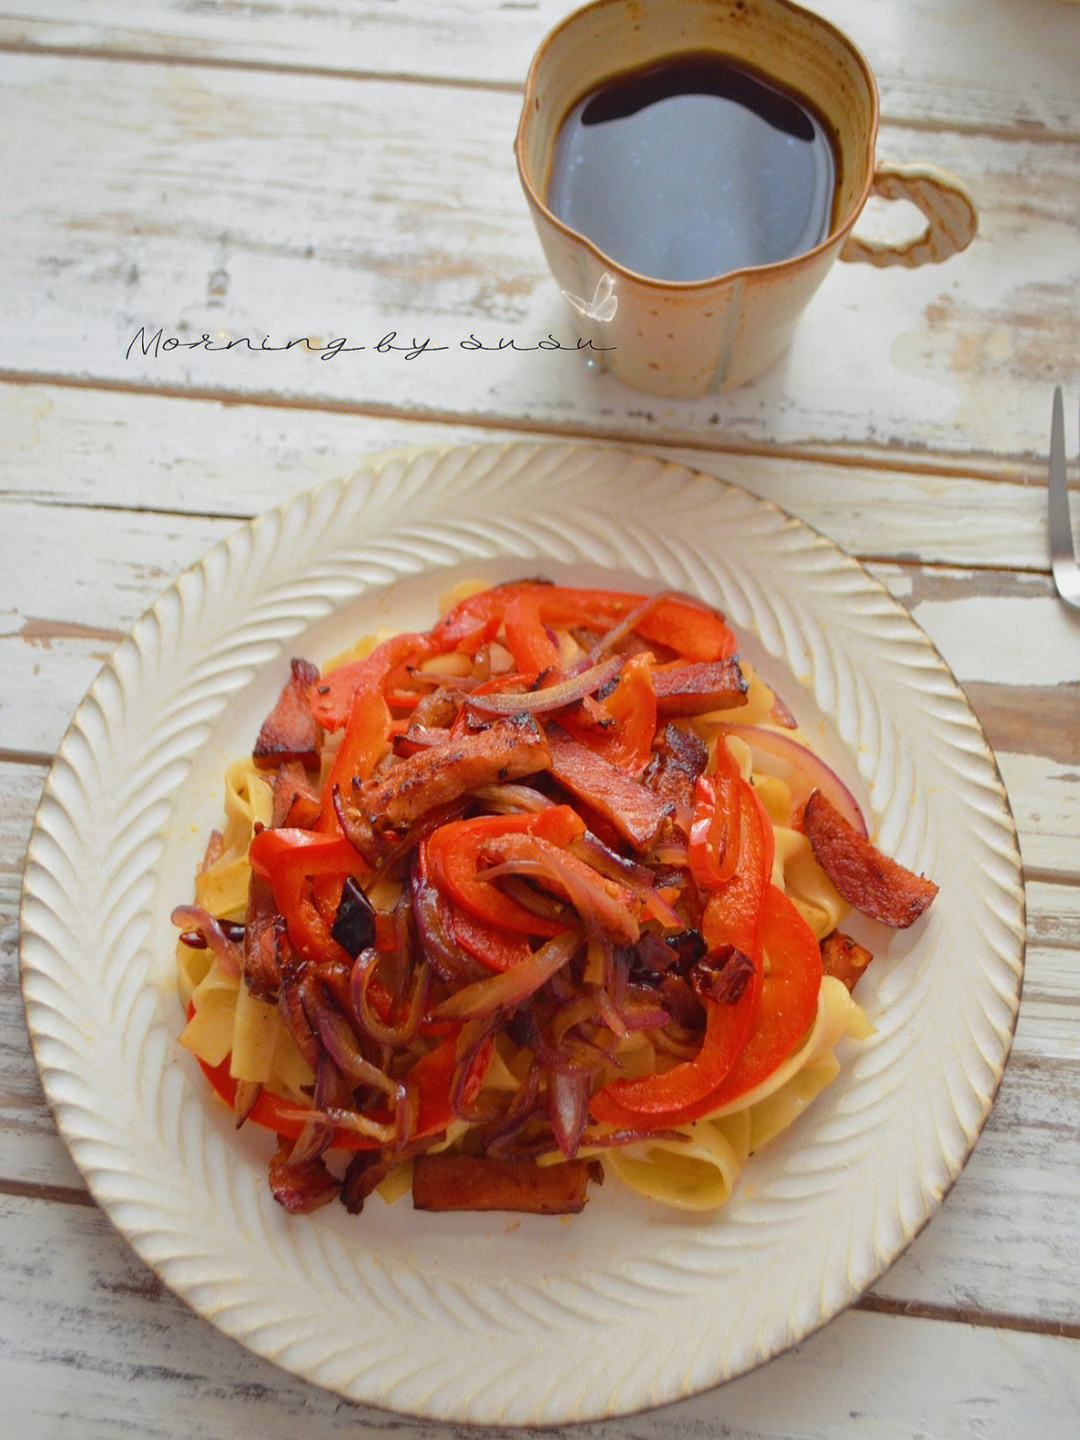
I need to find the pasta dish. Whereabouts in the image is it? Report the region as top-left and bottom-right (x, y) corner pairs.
(173, 579), (938, 1216)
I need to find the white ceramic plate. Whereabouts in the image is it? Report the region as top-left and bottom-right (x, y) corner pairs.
(21, 442), (1024, 1426)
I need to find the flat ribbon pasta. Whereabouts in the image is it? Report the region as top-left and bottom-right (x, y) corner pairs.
(771, 826), (849, 940)
(594, 979), (872, 1211)
(195, 759), (273, 920)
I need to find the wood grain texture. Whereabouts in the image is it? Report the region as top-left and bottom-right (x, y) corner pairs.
(2, 1191), (1077, 1440)
(0, 0), (1076, 135)
(0, 57), (1076, 465)
(2, 382), (1060, 561)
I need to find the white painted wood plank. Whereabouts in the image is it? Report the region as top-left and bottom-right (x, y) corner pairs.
(2, 382), (1056, 567)
(1, 0), (1076, 134)
(1, 1190), (1077, 1440)
(1, 58), (1076, 463)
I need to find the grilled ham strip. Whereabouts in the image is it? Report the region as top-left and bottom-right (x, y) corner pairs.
(652, 658), (748, 717)
(355, 712), (550, 829)
(547, 724), (671, 852)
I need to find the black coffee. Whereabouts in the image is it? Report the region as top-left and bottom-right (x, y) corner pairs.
(547, 53), (837, 282)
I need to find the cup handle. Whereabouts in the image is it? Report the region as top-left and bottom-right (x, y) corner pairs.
(839, 162), (978, 268)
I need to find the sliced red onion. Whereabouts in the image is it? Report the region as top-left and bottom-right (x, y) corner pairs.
(718, 723), (868, 837)
(233, 1080), (262, 1129)
(585, 593), (666, 664)
(515, 1008), (609, 1078)
(470, 783), (554, 814)
(621, 1001), (671, 1032)
(466, 656), (623, 715)
(485, 1065), (541, 1157)
(284, 1105), (397, 1146)
(594, 988), (628, 1041)
(769, 694), (799, 729)
(313, 1002), (399, 1099)
(548, 1069), (589, 1158)
(410, 872), (487, 984)
(572, 833), (683, 931)
(286, 1118), (332, 1167)
(394, 1079), (419, 1150)
(652, 1023), (705, 1062)
(480, 836), (639, 944)
(492, 874), (568, 922)
(579, 1128), (691, 1150)
(351, 949), (428, 1048)
(170, 905), (241, 978)
(275, 963), (320, 1072)
(449, 1017), (498, 1122)
(199, 829), (225, 874)
(434, 929), (582, 1021)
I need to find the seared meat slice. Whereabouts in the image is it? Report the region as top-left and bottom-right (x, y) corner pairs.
(821, 930), (874, 992)
(804, 790), (939, 929)
(546, 724), (671, 853)
(355, 712), (550, 829)
(653, 658), (748, 717)
(645, 724), (708, 838)
(268, 1138), (340, 1213)
(254, 658), (322, 770)
(412, 1154), (590, 1214)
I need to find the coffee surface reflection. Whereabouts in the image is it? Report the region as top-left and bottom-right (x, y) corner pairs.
(547, 53), (838, 282)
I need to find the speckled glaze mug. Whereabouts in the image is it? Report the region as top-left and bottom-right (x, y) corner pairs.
(515, 0), (978, 397)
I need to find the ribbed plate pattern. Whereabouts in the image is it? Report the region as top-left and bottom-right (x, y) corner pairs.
(20, 443), (1024, 1424)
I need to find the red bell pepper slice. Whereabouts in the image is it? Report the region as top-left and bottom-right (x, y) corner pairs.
(590, 772), (775, 1130)
(423, 807), (585, 937)
(589, 960), (759, 1130)
(310, 631), (437, 732)
(503, 592), (561, 676)
(701, 783), (775, 957)
(562, 652), (657, 775)
(435, 583), (737, 665)
(688, 739), (743, 891)
(317, 680), (390, 832)
(196, 1027), (493, 1151)
(249, 828), (370, 962)
(696, 884), (823, 1110)
(415, 840), (532, 974)
(447, 902), (533, 974)
(543, 586), (736, 662)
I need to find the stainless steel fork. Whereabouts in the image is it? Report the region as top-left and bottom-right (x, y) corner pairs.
(1049, 387), (1080, 610)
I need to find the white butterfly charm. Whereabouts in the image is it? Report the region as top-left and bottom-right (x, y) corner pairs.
(561, 271), (618, 322)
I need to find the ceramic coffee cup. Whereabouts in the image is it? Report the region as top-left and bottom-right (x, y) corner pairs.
(515, 0), (978, 397)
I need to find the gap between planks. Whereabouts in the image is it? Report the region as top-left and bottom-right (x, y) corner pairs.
(0, 40), (1075, 149)
(0, 370), (1053, 485)
(8, 492), (1060, 576)
(1, 1175), (1077, 1341)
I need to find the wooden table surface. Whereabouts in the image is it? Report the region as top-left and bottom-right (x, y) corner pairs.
(2, 1), (1079, 1435)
